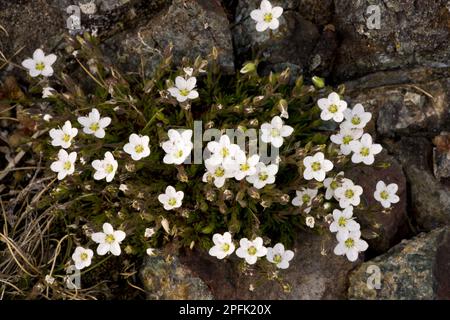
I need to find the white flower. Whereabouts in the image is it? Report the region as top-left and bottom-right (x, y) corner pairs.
(333, 230), (368, 262)
(43, 114), (53, 122)
(246, 162), (278, 189)
(334, 179), (363, 208)
(349, 133), (382, 165)
(329, 207), (360, 238)
(45, 275), (55, 285)
(292, 188), (318, 213)
(341, 104), (372, 130)
(21, 49), (57, 77)
(317, 92), (347, 122)
(203, 162), (235, 188)
(266, 243), (294, 269)
(206, 135), (241, 166)
(236, 237), (267, 265)
(330, 127), (363, 155)
(374, 181), (400, 208)
(229, 153), (260, 181)
(158, 186), (184, 210)
(71, 247), (94, 270)
(50, 149), (77, 180)
(305, 216), (315, 228)
(91, 151), (118, 182)
(146, 248), (156, 256)
(323, 171), (344, 200)
(260, 116), (294, 148)
(49, 120), (78, 149)
(167, 76), (199, 102)
(208, 232), (236, 259)
(91, 223), (126, 256)
(250, 0), (283, 32)
(303, 152), (333, 182)
(77, 108), (111, 139)
(42, 87), (55, 98)
(144, 228), (155, 238)
(162, 129), (193, 165)
(123, 134), (151, 161)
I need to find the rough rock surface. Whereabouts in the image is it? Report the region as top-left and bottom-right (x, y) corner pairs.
(348, 227), (450, 299)
(140, 254), (213, 300)
(179, 231), (361, 299)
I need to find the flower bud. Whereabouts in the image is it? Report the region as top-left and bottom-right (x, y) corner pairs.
(240, 62), (256, 74)
(312, 76), (325, 89)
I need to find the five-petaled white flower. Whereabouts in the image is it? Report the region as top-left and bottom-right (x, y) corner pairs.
(317, 92), (347, 122)
(330, 127), (363, 155)
(260, 116), (294, 148)
(77, 108), (111, 139)
(236, 237), (267, 265)
(305, 216), (315, 228)
(246, 162), (278, 189)
(323, 171), (344, 200)
(162, 129), (193, 165)
(158, 186), (184, 210)
(266, 243), (294, 269)
(92, 151), (118, 182)
(42, 87), (55, 98)
(206, 135), (241, 166)
(22, 49), (57, 77)
(250, 0), (283, 32)
(334, 179), (363, 209)
(203, 162), (235, 188)
(49, 120), (78, 149)
(91, 223), (126, 256)
(329, 207), (360, 238)
(349, 133), (382, 165)
(292, 188), (318, 214)
(333, 230), (368, 262)
(123, 134), (151, 161)
(72, 247), (94, 270)
(229, 152), (260, 181)
(50, 149), (77, 180)
(144, 228), (155, 238)
(209, 232), (236, 259)
(168, 76), (199, 102)
(303, 152), (333, 182)
(374, 181), (400, 208)
(341, 104), (372, 130)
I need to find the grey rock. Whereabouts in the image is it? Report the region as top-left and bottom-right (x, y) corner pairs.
(140, 254), (214, 300)
(333, 0), (450, 81)
(348, 227), (450, 299)
(433, 147), (450, 180)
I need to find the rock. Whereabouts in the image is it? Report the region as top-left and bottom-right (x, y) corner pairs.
(387, 137), (450, 231)
(333, 0), (450, 81)
(105, 0), (234, 76)
(233, 0), (321, 77)
(433, 147), (450, 181)
(345, 152), (409, 253)
(179, 231), (362, 299)
(297, 0), (334, 26)
(140, 254), (214, 300)
(348, 227), (450, 299)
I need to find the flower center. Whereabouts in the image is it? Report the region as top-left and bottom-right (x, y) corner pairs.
(89, 122), (100, 132)
(80, 252), (89, 261)
(63, 161), (72, 170)
(220, 147), (230, 158)
(168, 198), (177, 206)
(345, 238), (355, 248)
(330, 180), (339, 190)
(175, 149), (184, 158)
(215, 167), (225, 177)
(311, 162), (321, 171)
(302, 194), (311, 204)
(360, 147), (370, 157)
(343, 135), (353, 144)
(328, 104), (338, 113)
(240, 163), (250, 172)
(248, 246), (257, 255)
(221, 243), (230, 252)
(105, 234), (115, 244)
(135, 144), (144, 154)
(105, 163), (114, 174)
(179, 89), (190, 96)
(35, 62), (45, 71)
(263, 13), (273, 22)
(259, 172), (268, 181)
(270, 128), (280, 137)
(273, 254), (282, 264)
(345, 189), (354, 199)
(338, 216), (347, 227)
(63, 134), (71, 142)
(351, 116), (361, 125)
(380, 190), (389, 200)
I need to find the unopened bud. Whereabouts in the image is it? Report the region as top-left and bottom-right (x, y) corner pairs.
(312, 76), (325, 89)
(240, 62), (256, 74)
